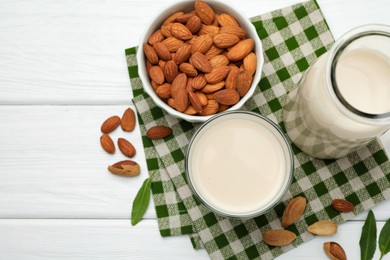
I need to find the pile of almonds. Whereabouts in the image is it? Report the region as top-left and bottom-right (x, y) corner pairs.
(100, 107), (173, 176)
(143, 0), (257, 116)
(262, 197), (354, 260)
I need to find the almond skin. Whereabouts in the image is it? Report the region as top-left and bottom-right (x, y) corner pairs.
(149, 66), (165, 85)
(217, 13), (239, 27)
(188, 91), (203, 113)
(192, 75), (207, 90)
(191, 52), (212, 73)
(153, 42), (171, 61)
(147, 125), (173, 140)
(263, 230), (296, 247)
(186, 15), (202, 34)
(174, 43), (192, 64)
(100, 134), (115, 154)
(174, 87), (189, 112)
(243, 52), (257, 76)
(331, 199), (355, 213)
(163, 61), (179, 83)
(162, 36), (184, 52)
(204, 45), (224, 59)
(148, 29), (165, 45)
(161, 24), (173, 37)
(179, 63), (198, 77)
(209, 54), (229, 68)
(171, 23), (193, 40)
(143, 43), (159, 65)
(236, 70), (253, 97)
(117, 138), (136, 158)
(227, 39), (255, 61)
(163, 11), (184, 25)
(204, 65), (230, 84)
(194, 0), (215, 25)
(213, 89), (240, 105)
(201, 100), (219, 115)
(220, 25), (246, 39)
(184, 105), (197, 115)
(171, 73), (187, 98)
(196, 91), (208, 106)
(202, 81), (225, 93)
(156, 83), (171, 99)
(176, 13), (196, 23)
(213, 33), (240, 48)
(191, 34), (214, 54)
(225, 66), (240, 90)
(307, 220), (338, 236)
(108, 160), (140, 177)
(281, 196), (307, 227)
(324, 242), (347, 260)
(101, 115), (121, 134)
(199, 25), (220, 37)
(121, 108), (136, 132)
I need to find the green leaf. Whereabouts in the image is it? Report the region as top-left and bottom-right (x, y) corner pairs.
(379, 218), (390, 260)
(360, 210), (377, 260)
(131, 178), (152, 226)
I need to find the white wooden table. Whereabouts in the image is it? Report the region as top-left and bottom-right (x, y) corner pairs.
(1, 0), (390, 259)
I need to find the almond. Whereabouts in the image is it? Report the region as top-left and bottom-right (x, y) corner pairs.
(225, 66), (240, 90)
(236, 70), (253, 97)
(174, 43), (192, 64)
(143, 43), (159, 65)
(176, 13), (196, 23)
(162, 37), (184, 52)
(158, 60), (166, 70)
(220, 25), (246, 39)
(227, 39), (255, 61)
(307, 220), (338, 236)
(100, 134), (115, 154)
(201, 100), (219, 116)
(171, 23), (193, 40)
(209, 54), (229, 68)
(202, 81), (225, 93)
(156, 83), (171, 99)
(213, 33), (240, 48)
(101, 115), (121, 134)
(149, 66), (165, 85)
(161, 24), (173, 37)
(186, 77), (194, 93)
(217, 13), (239, 27)
(186, 15), (202, 34)
(153, 42), (171, 61)
(171, 73), (187, 98)
(163, 11), (184, 25)
(174, 87), (189, 112)
(121, 108), (136, 132)
(151, 81), (159, 91)
(192, 75), (207, 90)
(179, 63), (198, 77)
(218, 104), (230, 112)
(163, 61), (179, 83)
(191, 34), (214, 54)
(196, 91), (208, 106)
(117, 138), (136, 158)
(206, 93), (215, 100)
(199, 25), (220, 37)
(263, 230), (296, 247)
(281, 196), (307, 227)
(204, 45), (224, 59)
(108, 160), (140, 177)
(148, 29), (165, 45)
(184, 105), (197, 115)
(146, 61), (153, 77)
(213, 89), (240, 105)
(147, 125), (173, 140)
(204, 65), (230, 84)
(194, 0), (215, 25)
(331, 199), (355, 213)
(188, 91), (203, 113)
(167, 98), (176, 108)
(324, 242), (347, 260)
(243, 52), (257, 76)
(191, 52), (212, 73)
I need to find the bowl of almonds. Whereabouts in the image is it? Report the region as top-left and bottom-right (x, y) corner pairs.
(137, 0), (264, 122)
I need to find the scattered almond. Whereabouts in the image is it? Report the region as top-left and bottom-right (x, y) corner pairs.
(121, 108), (136, 132)
(281, 196), (307, 227)
(263, 230), (297, 247)
(118, 138), (136, 158)
(307, 220), (338, 236)
(108, 160), (140, 177)
(101, 115), (121, 134)
(331, 199), (355, 213)
(147, 125), (173, 140)
(100, 134), (115, 154)
(323, 242), (347, 260)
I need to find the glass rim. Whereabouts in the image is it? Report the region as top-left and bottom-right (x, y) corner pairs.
(326, 24), (390, 123)
(184, 110), (294, 219)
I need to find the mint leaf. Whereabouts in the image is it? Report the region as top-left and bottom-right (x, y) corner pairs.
(360, 210), (377, 260)
(379, 218), (390, 260)
(131, 178), (152, 226)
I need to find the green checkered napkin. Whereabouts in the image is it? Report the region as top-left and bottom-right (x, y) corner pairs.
(125, 0), (390, 258)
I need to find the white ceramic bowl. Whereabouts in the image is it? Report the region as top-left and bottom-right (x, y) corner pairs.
(137, 0), (264, 122)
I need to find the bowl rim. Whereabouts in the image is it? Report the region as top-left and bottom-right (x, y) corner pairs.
(136, 0), (264, 122)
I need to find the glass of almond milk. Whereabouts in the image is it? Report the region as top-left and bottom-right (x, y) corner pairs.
(186, 111), (294, 218)
(284, 24), (390, 159)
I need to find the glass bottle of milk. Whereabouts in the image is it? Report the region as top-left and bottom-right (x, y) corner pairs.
(283, 25), (390, 159)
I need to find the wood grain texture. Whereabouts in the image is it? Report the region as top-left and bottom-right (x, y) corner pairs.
(0, 219), (387, 260)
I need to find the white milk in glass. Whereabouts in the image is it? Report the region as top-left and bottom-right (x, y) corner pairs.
(284, 25), (390, 159)
(186, 112), (293, 218)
